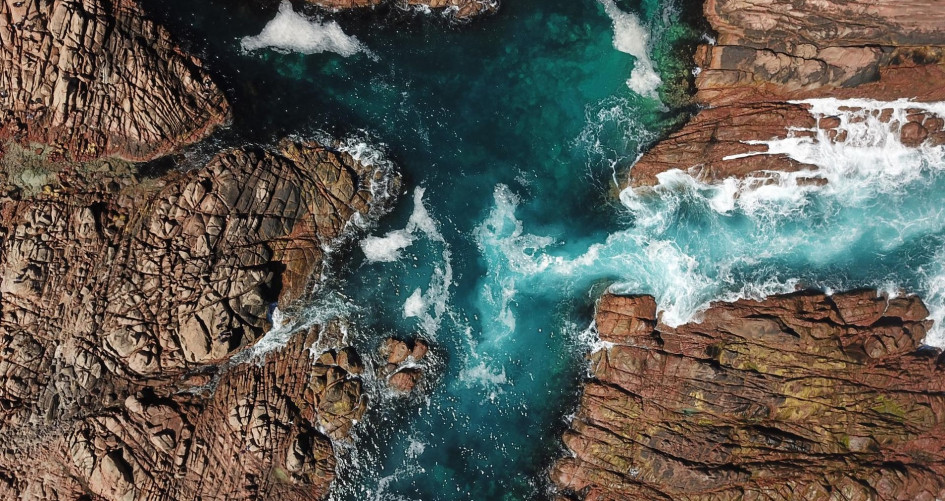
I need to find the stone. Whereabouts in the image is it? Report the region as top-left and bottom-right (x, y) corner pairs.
(0, 0), (229, 161)
(552, 290), (945, 500)
(0, 139), (400, 499)
(378, 337), (430, 393)
(627, 0), (945, 187)
(388, 369), (423, 393)
(305, 0), (499, 20)
(901, 121), (930, 147)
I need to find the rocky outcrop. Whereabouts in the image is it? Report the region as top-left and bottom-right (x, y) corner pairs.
(0, 139), (399, 499)
(0, 321), (369, 501)
(628, 0), (945, 187)
(553, 290), (945, 500)
(306, 0), (499, 20)
(0, 0), (230, 161)
(378, 337), (430, 393)
(0, 0), (407, 497)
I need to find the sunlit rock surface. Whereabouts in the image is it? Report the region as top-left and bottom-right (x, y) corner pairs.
(553, 290), (945, 500)
(628, 0), (945, 187)
(0, 0), (229, 161)
(0, 139), (399, 499)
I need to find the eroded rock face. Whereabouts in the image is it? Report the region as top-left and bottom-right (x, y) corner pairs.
(306, 0), (499, 20)
(552, 290), (945, 500)
(697, 0), (945, 104)
(0, 0), (230, 161)
(0, 321), (367, 501)
(628, 0), (945, 187)
(0, 139), (399, 499)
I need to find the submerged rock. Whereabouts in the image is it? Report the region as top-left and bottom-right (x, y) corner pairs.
(553, 290), (945, 500)
(0, 0), (229, 161)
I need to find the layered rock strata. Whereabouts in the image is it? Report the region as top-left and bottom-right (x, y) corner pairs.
(0, 0), (230, 162)
(307, 0), (499, 20)
(553, 290), (945, 500)
(628, 0), (945, 187)
(0, 139), (399, 499)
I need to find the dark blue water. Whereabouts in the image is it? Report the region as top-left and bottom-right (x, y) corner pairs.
(142, 1), (945, 499)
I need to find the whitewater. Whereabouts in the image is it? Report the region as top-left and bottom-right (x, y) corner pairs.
(154, 0), (945, 497)
(241, 0), (370, 57)
(477, 97), (945, 342)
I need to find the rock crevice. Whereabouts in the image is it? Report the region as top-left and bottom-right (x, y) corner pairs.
(0, 139), (400, 499)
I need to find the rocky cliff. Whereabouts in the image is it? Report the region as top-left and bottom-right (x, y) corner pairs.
(0, 0), (407, 497)
(629, 0), (945, 187)
(0, 0), (230, 162)
(553, 1), (945, 499)
(0, 138), (399, 499)
(553, 290), (945, 500)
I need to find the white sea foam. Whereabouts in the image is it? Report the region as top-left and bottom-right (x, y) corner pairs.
(574, 320), (614, 356)
(401, 188), (453, 338)
(597, 0), (662, 98)
(241, 0), (367, 57)
(405, 251), (453, 338)
(921, 249), (945, 348)
(458, 361), (509, 399)
(364, 188), (453, 338)
(406, 437), (427, 458)
(478, 185), (555, 275)
(630, 98), (945, 220)
(336, 136), (392, 168)
(403, 288), (427, 318)
(479, 183), (717, 328)
(362, 230), (415, 262)
(576, 95), (656, 187)
(610, 97), (945, 338)
(362, 187), (446, 263)
(271, 306), (285, 330)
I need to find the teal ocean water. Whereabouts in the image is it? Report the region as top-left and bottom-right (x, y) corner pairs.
(144, 0), (945, 499)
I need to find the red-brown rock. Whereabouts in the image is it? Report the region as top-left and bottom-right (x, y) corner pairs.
(388, 368), (423, 393)
(627, 0), (945, 188)
(0, 139), (399, 499)
(378, 337), (430, 393)
(553, 290), (945, 500)
(306, 0), (498, 20)
(0, 0), (230, 161)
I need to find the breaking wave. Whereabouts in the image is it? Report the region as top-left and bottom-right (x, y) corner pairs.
(361, 188), (454, 339)
(241, 0), (369, 57)
(597, 0), (662, 98)
(478, 98), (945, 346)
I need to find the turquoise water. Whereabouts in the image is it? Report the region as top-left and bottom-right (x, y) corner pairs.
(143, 1), (945, 499)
